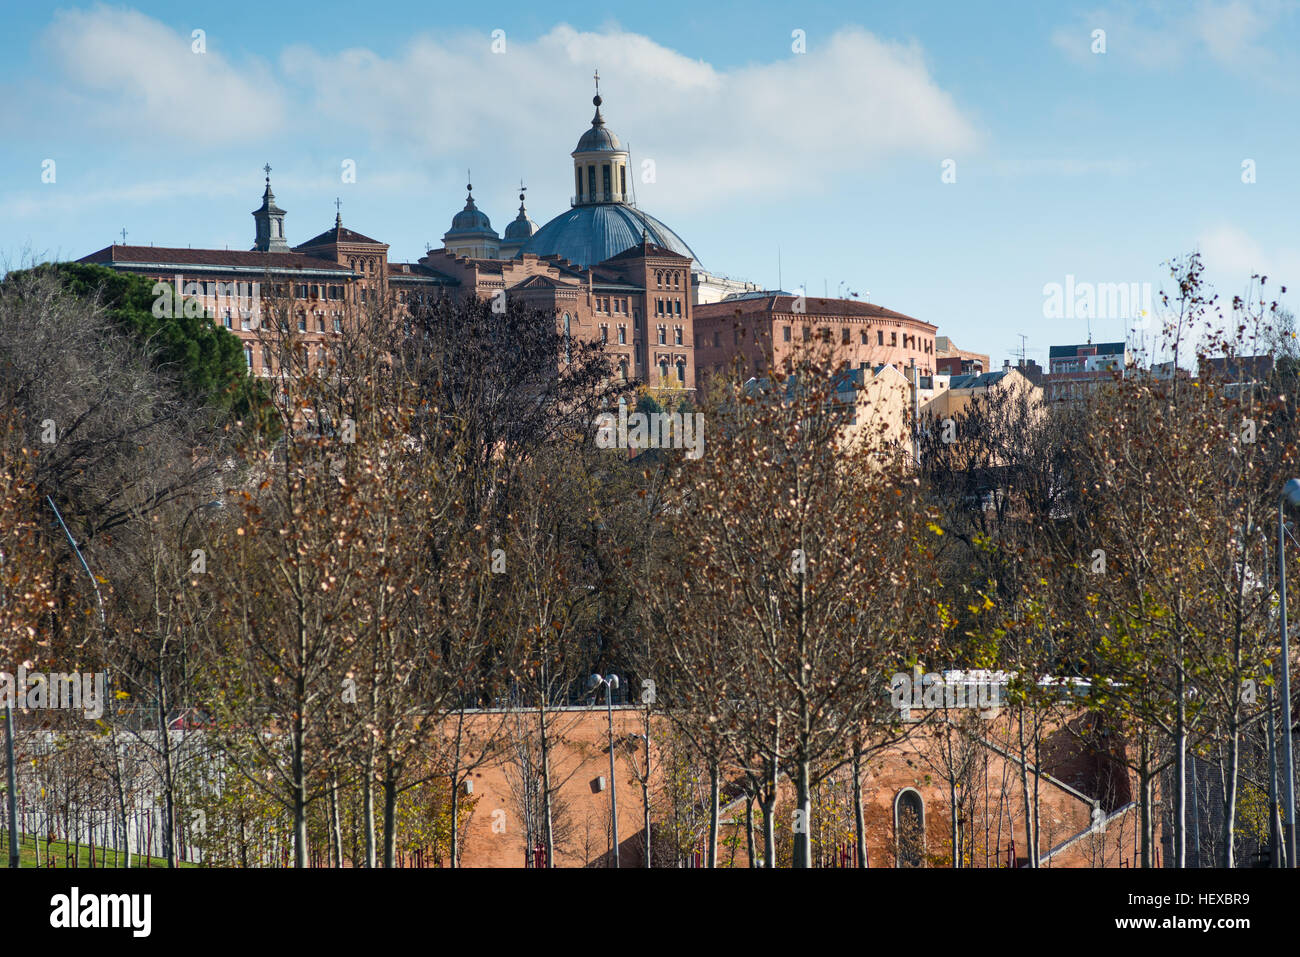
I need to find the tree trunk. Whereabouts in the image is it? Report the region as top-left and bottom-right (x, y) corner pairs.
(5, 707), (18, 869)
(539, 706), (555, 867)
(793, 756), (812, 868)
(449, 711), (464, 869)
(1221, 725), (1240, 868)
(329, 772), (343, 868)
(1017, 709), (1035, 867)
(157, 670), (177, 868)
(745, 794), (757, 868)
(1175, 645), (1187, 869)
(761, 794), (776, 868)
(382, 765), (398, 868)
(852, 747), (866, 868)
(292, 706), (307, 868)
(1138, 758), (1154, 869)
(949, 776), (960, 868)
(362, 758), (376, 868)
(707, 760), (720, 868)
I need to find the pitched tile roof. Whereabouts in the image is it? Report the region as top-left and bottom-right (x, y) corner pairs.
(295, 223), (387, 248)
(694, 295), (929, 325)
(80, 244), (353, 272)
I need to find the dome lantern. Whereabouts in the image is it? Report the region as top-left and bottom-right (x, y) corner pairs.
(572, 70), (630, 206)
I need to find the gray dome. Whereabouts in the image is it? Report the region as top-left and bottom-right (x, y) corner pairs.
(503, 190), (538, 241)
(445, 185), (497, 237)
(518, 203), (698, 268)
(574, 96), (622, 153)
(504, 212), (538, 241)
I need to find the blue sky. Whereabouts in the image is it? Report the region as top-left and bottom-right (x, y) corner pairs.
(2, 1), (1298, 366)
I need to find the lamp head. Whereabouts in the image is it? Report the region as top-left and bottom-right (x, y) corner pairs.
(1284, 478), (1300, 510)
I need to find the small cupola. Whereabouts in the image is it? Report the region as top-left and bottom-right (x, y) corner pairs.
(251, 164), (289, 252)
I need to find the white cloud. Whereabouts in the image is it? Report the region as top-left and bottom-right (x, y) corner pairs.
(17, 11), (977, 228)
(275, 24), (980, 210)
(1198, 223), (1300, 291)
(0, 175), (245, 221)
(1052, 1), (1296, 76)
(37, 4), (286, 145)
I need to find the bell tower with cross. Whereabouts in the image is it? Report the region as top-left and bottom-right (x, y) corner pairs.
(251, 163), (290, 252)
(571, 68), (631, 206)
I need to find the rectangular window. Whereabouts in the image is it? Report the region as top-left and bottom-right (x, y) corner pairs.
(603, 164), (611, 201)
(783, 326), (791, 342)
(317, 316), (325, 332)
(600, 325), (608, 342)
(295, 284), (308, 298)
(618, 326), (626, 345)
(298, 315), (307, 332)
(658, 327), (666, 345)
(803, 327), (811, 341)
(620, 166), (626, 198)
(675, 299), (681, 316)
(878, 330), (884, 345)
(841, 328), (850, 345)
(333, 317), (342, 333)
(891, 332), (897, 346)
(860, 331), (868, 345)
(713, 332), (720, 347)
(675, 327), (682, 345)
(587, 166), (597, 200)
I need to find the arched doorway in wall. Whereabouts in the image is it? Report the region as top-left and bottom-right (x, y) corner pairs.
(894, 788), (926, 867)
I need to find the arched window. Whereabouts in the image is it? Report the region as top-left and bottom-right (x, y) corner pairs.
(894, 789), (926, 867)
(619, 359), (628, 381)
(676, 360), (686, 384)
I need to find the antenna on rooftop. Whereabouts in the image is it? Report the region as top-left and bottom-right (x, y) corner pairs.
(1018, 333), (1028, 366)
(778, 246), (782, 292)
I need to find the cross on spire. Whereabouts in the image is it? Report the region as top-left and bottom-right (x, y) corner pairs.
(263, 163), (272, 184)
(594, 68), (600, 94)
(120, 228), (128, 245)
(334, 196), (342, 226)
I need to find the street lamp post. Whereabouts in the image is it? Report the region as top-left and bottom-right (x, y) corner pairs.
(589, 673), (620, 867)
(1278, 479), (1300, 867)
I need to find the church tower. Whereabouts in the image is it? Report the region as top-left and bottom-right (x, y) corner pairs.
(251, 165), (289, 252)
(572, 71), (631, 206)
(443, 180), (501, 259)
